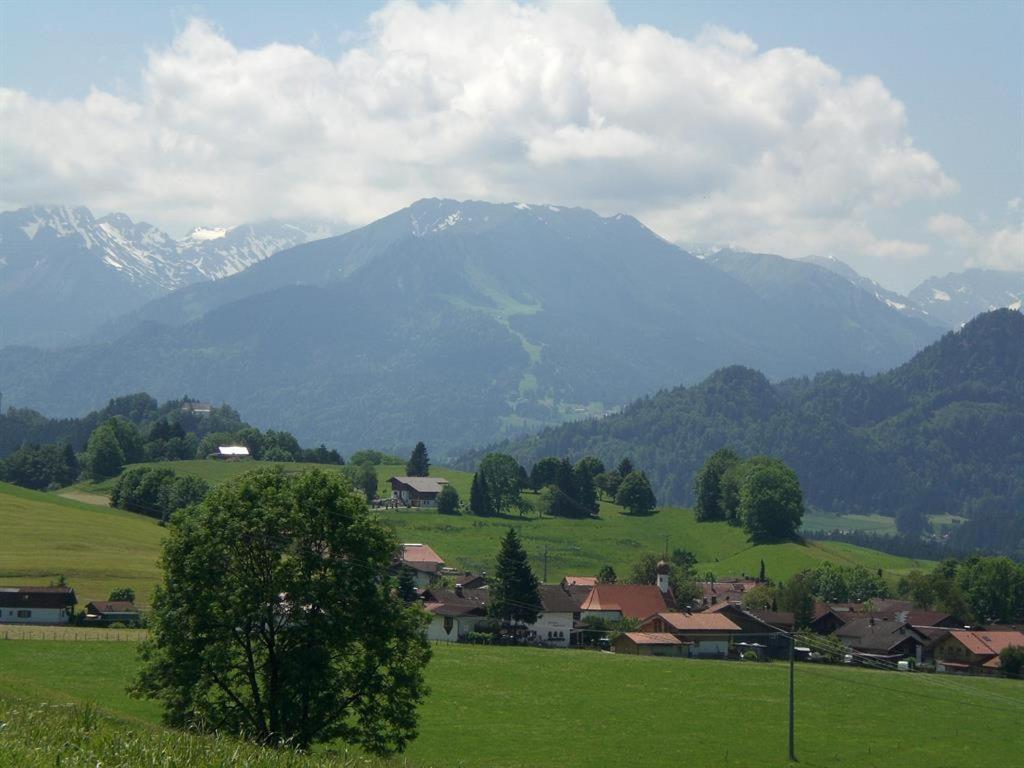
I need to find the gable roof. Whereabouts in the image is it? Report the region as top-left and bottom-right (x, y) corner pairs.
(579, 584), (670, 620)
(537, 584), (586, 614)
(217, 445), (250, 456)
(650, 612), (741, 632)
(836, 619), (927, 653)
(420, 587), (488, 617)
(620, 632), (682, 646)
(751, 610), (796, 629)
(0, 586), (77, 609)
(563, 575), (597, 587)
(85, 601), (138, 614)
(945, 629), (1024, 659)
(389, 476), (449, 494)
(400, 543), (444, 565)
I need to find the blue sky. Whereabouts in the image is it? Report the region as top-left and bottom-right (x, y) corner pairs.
(1, 0), (1021, 291)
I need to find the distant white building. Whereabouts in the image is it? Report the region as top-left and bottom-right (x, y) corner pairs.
(0, 586), (77, 625)
(213, 445), (250, 459)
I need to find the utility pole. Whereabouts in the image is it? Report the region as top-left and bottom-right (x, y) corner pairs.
(543, 547), (548, 583)
(789, 634), (797, 762)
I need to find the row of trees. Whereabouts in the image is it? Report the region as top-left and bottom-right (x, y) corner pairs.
(0, 441), (78, 490)
(897, 556), (1024, 625)
(466, 453), (657, 519)
(110, 466), (211, 522)
(693, 448), (804, 542)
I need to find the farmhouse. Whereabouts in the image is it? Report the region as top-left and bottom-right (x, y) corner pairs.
(0, 586), (76, 625)
(395, 543), (445, 587)
(211, 445), (250, 459)
(579, 583), (672, 622)
(562, 575), (597, 588)
(933, 629), (1024, 675)
(835, 618), (928, 662)
(532, 584), (584, 647)
(180, 401), (212, 414)
(706, 603), (791, 658)
(697, 578), (758, 609)
(84, 601), (141, 626)
(641, 612), (741, 658)
(613, 632), (687, 657)
(388, 476), (449, 507)
(421, 585), (490, 642)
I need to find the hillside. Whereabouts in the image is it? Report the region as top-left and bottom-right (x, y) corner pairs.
(474, 310), (1024, 546)
(0, 483), (164, 605)
(2, 642), (1022, 768)
(0, 198), (940, 456)
(53, 462), (933, 587)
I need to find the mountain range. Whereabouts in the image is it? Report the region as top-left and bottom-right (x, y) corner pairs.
(0, 205), (330, 347)
(469, 309), (1024, 548)
(0, 198), (952, 455)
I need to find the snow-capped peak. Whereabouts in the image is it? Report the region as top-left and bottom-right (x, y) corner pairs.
(185, 226), (230, 242)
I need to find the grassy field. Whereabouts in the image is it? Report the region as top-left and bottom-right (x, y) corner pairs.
(802, 510), (966, 536)
(1, 640), (1021, 768)
(4, 459), (935, 618)
(0, 483), (165, 606)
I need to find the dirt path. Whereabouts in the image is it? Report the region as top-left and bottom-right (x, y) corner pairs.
(58, 490), (112, 507)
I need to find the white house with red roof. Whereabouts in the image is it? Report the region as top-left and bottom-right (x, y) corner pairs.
(395, 543), (445, 587)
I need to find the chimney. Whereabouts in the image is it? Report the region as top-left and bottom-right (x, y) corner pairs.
(455, 583), (463, 597)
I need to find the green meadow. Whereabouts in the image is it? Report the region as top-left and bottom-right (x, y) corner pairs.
(5, 458), (934, 610)
(0, 640), (1021, 768)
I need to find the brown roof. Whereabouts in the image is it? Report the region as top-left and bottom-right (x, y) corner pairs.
(903, 610), (960, 627)
(389, 477), (449, 494)
(85, 601), (138, 614)
(945, 630), (1024, 660)
(0, 586), (76, 609)
(621, 632), (683, 646)
(400, 543), (444, 566)
(563, 575), (597, 587)
(538, 584), (586, 614)
(649, 612), (741, 632)
(836, 619), (927, 654)
(420, 587), (488, 618)
(752, 610), (796, 629)
(579, 584), (670, 619)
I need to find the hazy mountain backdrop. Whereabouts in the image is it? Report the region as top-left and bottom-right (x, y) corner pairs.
(0, 198), (952, 456)
(0, 205), (331, 347)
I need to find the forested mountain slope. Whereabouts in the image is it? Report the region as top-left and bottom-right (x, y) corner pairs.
(1, 199), (940, 455)
(472, 310), (1023, 536)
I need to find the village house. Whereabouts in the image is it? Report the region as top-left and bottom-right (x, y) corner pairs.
(641, 612), (741, 658)
(394, 543), (445, 588)
(180, 401), (212, 414)
(84, 600), (141, 626)
(562, 575), (597, 588)
(388, 476), (449, 507)
(706, 602), (791, 658)
(696, 578), (758, 609)
(533, 584), (585, 647)
(613, 632), (687, 657)
(421, 585), (490, 642)
(835, 618), (929, 663)
(933, 629), (1024, 675)
(579, 574), (673, 623)
(0, 586), (77, 625)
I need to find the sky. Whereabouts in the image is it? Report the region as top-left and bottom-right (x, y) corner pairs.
(1, 0), (1021, 292)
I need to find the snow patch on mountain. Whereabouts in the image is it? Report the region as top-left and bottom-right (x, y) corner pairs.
(932, 288), (951, 302)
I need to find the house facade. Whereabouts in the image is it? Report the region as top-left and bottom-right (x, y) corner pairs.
(388, 476), (449, 507)
(613, 632), (686, 657)
(641, 612), (741, 658)
(835, 618), (928, 663)
(421, 586), (491, 642)
(395, 542), (445, 587)
(84, 601), (141, 626)
(530, 585), (584, 647)
(0, 586), (77, 625)
(933, 629), (1024, 675)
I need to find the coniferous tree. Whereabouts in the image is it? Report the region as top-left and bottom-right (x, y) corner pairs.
(470, 472), (492, 516)
(693, 448), (741, 521)
(397, 567), (419, 602)
(488, 528), (541, 627)
(758, 559), (766, 583)
(405, 442), (430, 477)
(597, 565), (617, 583)
(616, 457), (634, 478)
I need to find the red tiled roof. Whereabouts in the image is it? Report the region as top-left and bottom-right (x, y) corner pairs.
(947, 630), (1024, 658)
(579, 584), (670, 619)
(621, 632), (682, 646)
(563, 576), (597, 587)
(400, 543), (444, 565)
(649, 612), (741, 632)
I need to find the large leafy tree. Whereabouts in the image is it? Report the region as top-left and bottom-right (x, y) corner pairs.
(693, 448), (741, 521)
(615, 471), (657, 515)
(83, 422), (126, 480)
(406, 442), (430, 477)
(133, 468), (431, 754)
(488, 528), (541, 627)
(737, 457), (804, 542)
(436, 484), (460, 515)
(478, 453), (525, 514)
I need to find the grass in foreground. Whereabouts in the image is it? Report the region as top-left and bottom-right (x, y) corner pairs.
(0, 482), (165, 606)
(0, 640), (1021, 768)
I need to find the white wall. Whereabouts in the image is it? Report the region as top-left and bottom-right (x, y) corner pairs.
(426, 614), (479, 642)
(529, 611), (573, 647)
(1, 607), (71, 625)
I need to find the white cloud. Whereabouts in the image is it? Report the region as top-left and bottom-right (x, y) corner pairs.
(928, 211), (1024, 271)
(0, 0), (954, 258)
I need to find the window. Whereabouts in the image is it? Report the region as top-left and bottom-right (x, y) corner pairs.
(17, 609), (31, 618)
